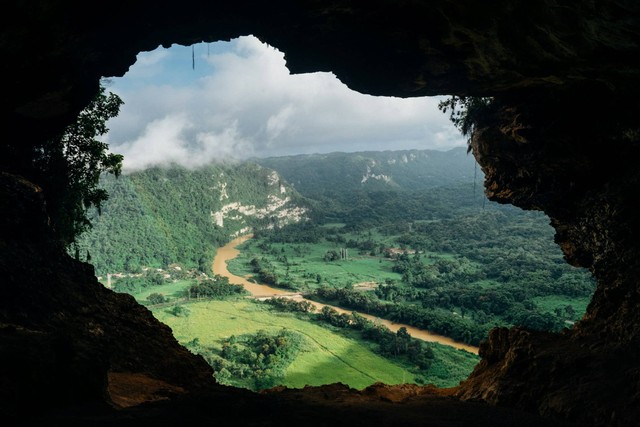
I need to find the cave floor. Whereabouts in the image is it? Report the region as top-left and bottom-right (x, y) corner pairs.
(18, 383), (578, 427)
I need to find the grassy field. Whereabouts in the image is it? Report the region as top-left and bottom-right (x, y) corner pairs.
(134, 235), (480, 390)
(427, 344), (480, 387)
(229, 234), (476, 294)
(230, 238), (403, 290)
(131, 279), (192, 303)
(152, 299), (428, 389)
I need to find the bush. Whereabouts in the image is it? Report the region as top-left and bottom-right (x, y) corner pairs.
(188, 275), (247, 299)
(166, 305), (190, 317)
(147, 292), (166, 305)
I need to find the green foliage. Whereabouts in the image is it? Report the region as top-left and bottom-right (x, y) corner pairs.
(82, 147), (594, 385)
(147, 292), (166, 305)
(248, 256), (298, 290)
(32, 86), (123, 246)
(156, 299), (440, 389)
(255, 222), (324, 243)
(232, 166), (595, 344)
(166, 305), (190, 317)
(111, 268), (169, 294)
(317, 306), (434, 370)
(261, 299), (441, 379)
(313, 286), (490, 346)
(235, 236), (400, 292)
(78, 162), (309, 275)
(323, 250), (340, 262)
(264, 297), (316, 313)
(184, 327), (306, 390)
(187, 275), (247, 299)
(438, 96), (493, 140)
(249, 257), (278, 286)
(256, 148), (478, 199)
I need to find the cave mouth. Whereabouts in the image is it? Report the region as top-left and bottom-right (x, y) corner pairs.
(86, 38), (590, 398)
(4, 2), (639, 425)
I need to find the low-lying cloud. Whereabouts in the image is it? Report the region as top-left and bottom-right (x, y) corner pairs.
(105, 36), (464, 172)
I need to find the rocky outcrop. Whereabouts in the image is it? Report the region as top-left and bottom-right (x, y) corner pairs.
(2, 1), (640, 426)
(0, 173), (217, 416)
(454, 91), (640, 425)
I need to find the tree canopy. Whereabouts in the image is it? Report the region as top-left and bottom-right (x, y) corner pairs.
(32, 85), (123, 246)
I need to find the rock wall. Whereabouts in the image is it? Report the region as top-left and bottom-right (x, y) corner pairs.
(0, 172), (217, 415)
(450, 89), (640, 425)
(2, 1), (640, 425)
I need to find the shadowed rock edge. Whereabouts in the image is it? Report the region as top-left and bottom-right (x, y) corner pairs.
(2, 1), (640, 426)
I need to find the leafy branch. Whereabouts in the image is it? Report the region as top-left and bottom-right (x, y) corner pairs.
(438, 96), (493, 145)
(33, 85), (124, 246)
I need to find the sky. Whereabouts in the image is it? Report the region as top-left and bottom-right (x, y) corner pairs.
(103, 35), (465, 172)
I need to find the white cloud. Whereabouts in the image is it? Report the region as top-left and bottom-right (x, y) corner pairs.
(112, 114), (193, 171)
(105, 35), (464, 171)
(121, 49), (170, 80)
(265, 105), (295, 142)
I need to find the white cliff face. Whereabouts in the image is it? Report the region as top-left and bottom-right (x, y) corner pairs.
(208, 167), (307, 233)
(212, 210), (225, 227)
(210, 194), (307, 231)
(361, 165), (391, 184)
(267, 171), (280, 186)
(267, 171), (287, 194)
(212, 173), (229, 201)
(231, 226), (252, 238)
(218, 182), (229, 201)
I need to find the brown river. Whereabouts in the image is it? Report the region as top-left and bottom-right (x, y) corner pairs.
(213, 235), (479, 355)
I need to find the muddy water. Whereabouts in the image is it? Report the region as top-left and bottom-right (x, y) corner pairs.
(213, 235), (479, 355)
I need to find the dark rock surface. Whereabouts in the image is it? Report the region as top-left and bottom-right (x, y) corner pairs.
(22, 382), (577, 427)
(2, 1), (640, 426)
(453, 91), (640, 425)
(0, 173), (217, 415)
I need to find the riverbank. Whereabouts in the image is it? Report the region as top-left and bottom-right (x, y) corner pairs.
(213, 235), (479, 354)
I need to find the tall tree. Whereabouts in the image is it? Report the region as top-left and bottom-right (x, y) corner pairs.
(32, 85), (123, 246)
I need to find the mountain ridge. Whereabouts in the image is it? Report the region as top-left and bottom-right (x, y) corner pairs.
(254, 146), (478, 196)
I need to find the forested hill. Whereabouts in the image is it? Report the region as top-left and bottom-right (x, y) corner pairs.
(77, 162), (309, 275)
(254, 147), (478, 196)
(79, 148), (482, 275)
(255, 147), (484, 226)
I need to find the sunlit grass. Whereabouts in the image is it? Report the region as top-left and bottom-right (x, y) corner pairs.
(427, 345), (480, 387)
(230, 239), (402, 290)
(152, 299), (419, 389)
(131, 279), (192, 302)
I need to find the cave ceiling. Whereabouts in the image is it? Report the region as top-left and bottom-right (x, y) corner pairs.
(3, 0), (639, 154)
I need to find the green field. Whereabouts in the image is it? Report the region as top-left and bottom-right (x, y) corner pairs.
(132, 279), (192, 303)
(125, 242), (480, 390)
(230, 238), (403, 290)
(427, 344), (480, 386)
(152, 299), (428, 389)
(229, 233), (473, 294)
